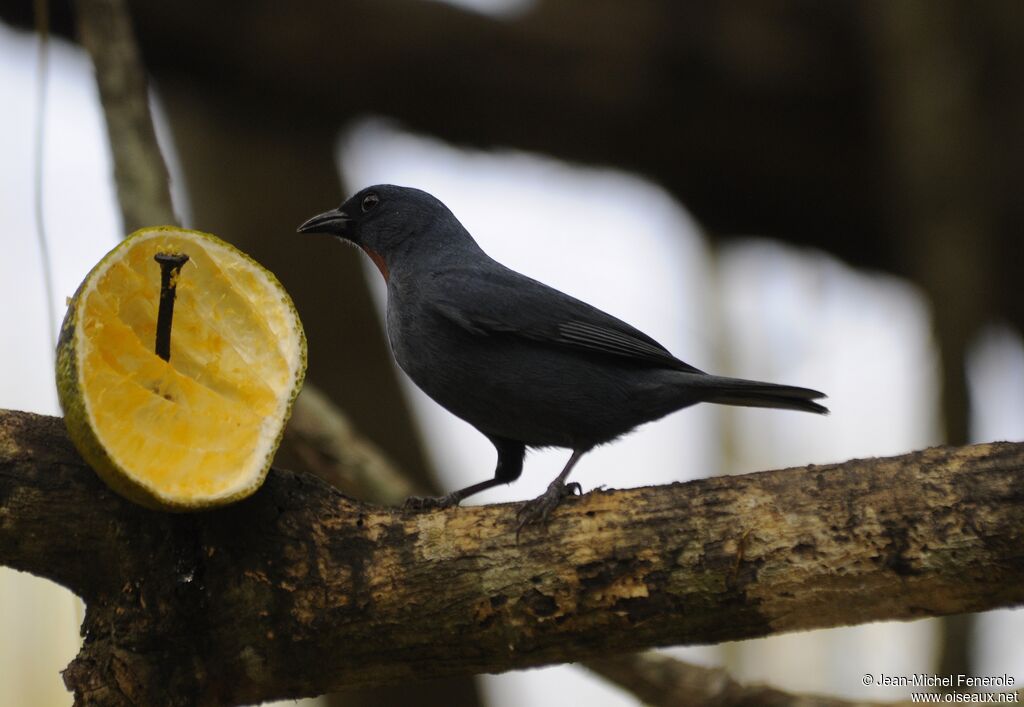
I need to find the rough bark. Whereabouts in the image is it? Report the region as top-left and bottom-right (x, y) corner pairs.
(1, 408), (1022, 705)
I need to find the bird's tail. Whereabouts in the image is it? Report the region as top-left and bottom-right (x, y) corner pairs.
(686, 374), (829, 415)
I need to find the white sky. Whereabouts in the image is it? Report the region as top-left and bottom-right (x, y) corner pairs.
(1, 18), (1023, 707)
(0, 23), (120, 415)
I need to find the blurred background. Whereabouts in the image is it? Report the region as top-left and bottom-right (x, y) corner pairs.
(1, 1), (1022, 705)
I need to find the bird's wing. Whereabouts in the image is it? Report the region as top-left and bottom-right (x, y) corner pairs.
(431, 264), (704, 373)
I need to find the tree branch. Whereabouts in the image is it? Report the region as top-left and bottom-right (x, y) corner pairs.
(1, 408), (1022, 705)
(72, 0), (175, 231)
(283, 385), (417, 505)
(587, 652), (883, 707)
(585, 652), (1024, 707)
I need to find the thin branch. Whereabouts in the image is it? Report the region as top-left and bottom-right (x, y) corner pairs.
(32, 0), (58, 355)
(283, 385), (417, 504)
(72, 0), (175, 231)
(1, 409), (1022, 705)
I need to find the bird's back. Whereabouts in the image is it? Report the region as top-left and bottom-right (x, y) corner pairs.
(385, 257), (707, 447)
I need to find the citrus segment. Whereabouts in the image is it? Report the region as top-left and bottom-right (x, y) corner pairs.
(57, 226), (306, 509)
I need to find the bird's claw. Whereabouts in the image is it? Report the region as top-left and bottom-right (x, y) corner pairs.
(403, 493), (460, 511)
(515, 482), (580, 539)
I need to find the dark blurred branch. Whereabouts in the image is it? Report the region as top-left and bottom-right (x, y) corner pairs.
(586, 652), (1023, 707)
(588, 653), (873, 707)
(2, 409), (1024, 705)
(123, 0), (889, 261)
(72, 0), (175, 230)
(867, 1), (1002, 680)
(284, 385), (416, 504)
(5, 1), (1023, 333)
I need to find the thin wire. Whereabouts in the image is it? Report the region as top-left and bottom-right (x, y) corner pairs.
(34, 0), (88, 637)
(34, 0), (59, 358)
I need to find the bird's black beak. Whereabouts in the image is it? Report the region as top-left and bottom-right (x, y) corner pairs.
(297, 208), (351, 236)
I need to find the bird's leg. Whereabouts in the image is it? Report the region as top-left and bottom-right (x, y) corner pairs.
(516, 448), (589, 536)
(404, 437), (525, 511)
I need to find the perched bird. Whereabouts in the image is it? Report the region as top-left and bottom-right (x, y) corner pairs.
(298, 185), (827, 530)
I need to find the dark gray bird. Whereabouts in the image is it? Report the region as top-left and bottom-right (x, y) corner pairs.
(298, 185), (827, 529)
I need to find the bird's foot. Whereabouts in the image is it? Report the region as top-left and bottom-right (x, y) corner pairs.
(403, 492), (462, 511)
(515, 481), (582, 539)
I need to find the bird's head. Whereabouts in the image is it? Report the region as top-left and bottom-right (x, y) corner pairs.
(297, 185), (473, 280)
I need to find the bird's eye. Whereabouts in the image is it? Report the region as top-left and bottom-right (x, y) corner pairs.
(361, 193), (379, 212)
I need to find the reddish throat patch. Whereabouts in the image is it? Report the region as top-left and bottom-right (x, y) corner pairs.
(363, 247), (389, 281)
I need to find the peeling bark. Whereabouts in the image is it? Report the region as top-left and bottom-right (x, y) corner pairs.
(0, 409), (1022, 705)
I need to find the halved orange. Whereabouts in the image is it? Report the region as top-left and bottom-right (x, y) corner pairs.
(56, 226), (306, 510)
